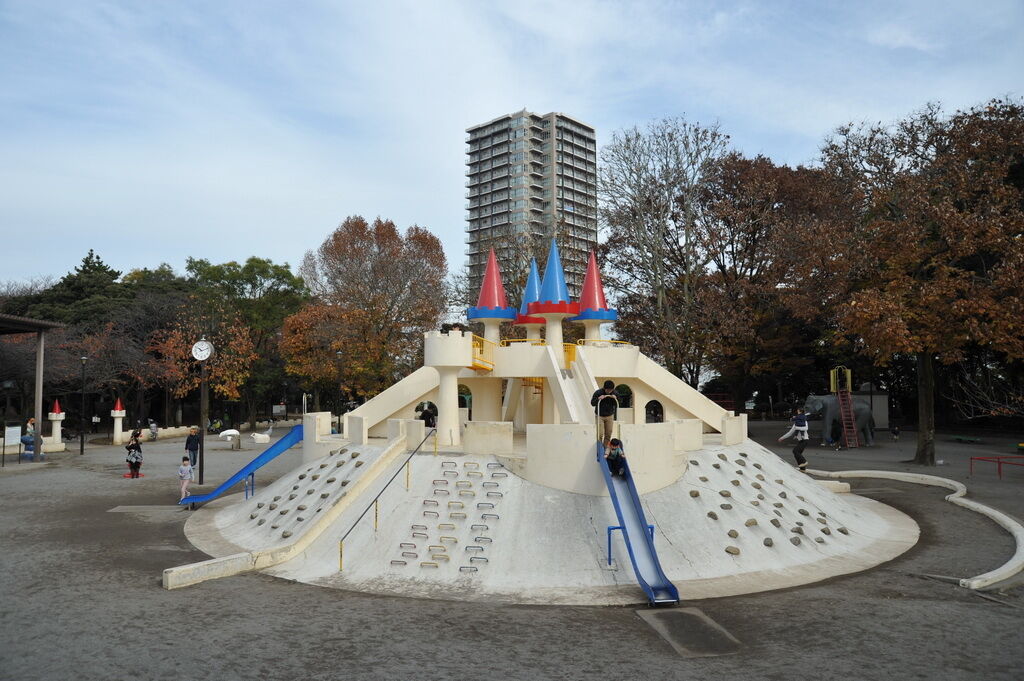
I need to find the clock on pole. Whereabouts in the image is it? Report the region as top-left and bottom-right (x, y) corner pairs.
(192, 337), (214, 487)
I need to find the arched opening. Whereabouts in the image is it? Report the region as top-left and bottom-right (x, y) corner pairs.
(415, 401), (438, 428)
(457, 384), (473, 419)
(645, 399), (664, 423)
(614, 384), (633, 408)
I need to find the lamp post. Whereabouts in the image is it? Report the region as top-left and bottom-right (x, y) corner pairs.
(335, 350), (343, 434)
(79, 356), (87, 456)
(191, 337), (215, 486)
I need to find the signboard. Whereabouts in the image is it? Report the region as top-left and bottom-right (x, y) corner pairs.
(4, 426), (20, 445)
(272, 404), (286, 417)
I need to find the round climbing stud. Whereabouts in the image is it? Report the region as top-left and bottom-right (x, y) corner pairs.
(770, 518), (781, 528)
(763, 537), (774, 547)
(312, 474), (320, 481)
(257, 519), (266, 526)
(720, 503), (733, 510)
(326, 477), (336, 484)
(249, 513), (258, 520)
(757, 493), (765, 500)
(753, 463), (762, 469)
(791, 526), (803, 535)
(298, 474), (306, 480)
(739, 452), (748, 457)
(297, 504), (307, 511)
(731, 479), (741, 486)
(689, 459), (699, 466)
(773, 502), (784, 508)
(707, 511), (719, 520)
(282, 530), (292, 538)
(745, 518), (758, 527)
(774, 479), (784, 484)
(717, 453), (728, 461)
(273, 495), (282, 502)
(751, 482), (762, 490)
(689, 490), (700, 498)
(735, 459), (746, 467)
(837, 527), (849, 535)
(321, 492), (329, 499)
(814, 537), (825, 544)
(719, 490), (732, 497)
(821, 527), (832, 535)
(727, 529), (739, 538)
(269, 503), (278, 510)
(751, 501), (760, 506)
(797, 495), (806, 502)
(798, 508), (810, 516)
(289, 494), (297, 500)
(256, 502), (265, 509)
(712, 463), (721, 469)
(755, 474), (765, 481)
(817, 517), (827, 524)
(319, 463), (328, 469)
(292, 485), (300, 491)
(725, 546), (740, 555)
(789, 536), (801, 546)
(779, 491), (788, 499)
(306, 489), (315, 495)
(699, 476), (709, 482)
(279, 509), (289, 515)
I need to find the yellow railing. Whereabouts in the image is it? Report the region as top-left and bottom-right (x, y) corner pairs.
(563, 343), (577, 365)
(500, 338), (546, 347)
(471, 334), (497, 370)
(576, 339), (632, 347)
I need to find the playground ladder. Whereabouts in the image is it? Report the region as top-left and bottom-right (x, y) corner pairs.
(836, 390), (860, 448)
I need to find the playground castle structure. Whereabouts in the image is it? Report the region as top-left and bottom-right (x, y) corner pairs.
(166, 242), (919, 605)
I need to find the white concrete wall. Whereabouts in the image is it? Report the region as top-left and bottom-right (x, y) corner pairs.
(302, 412), (336, 463)
(673, 419), (704, 452)
(464, 421), (513, 455)
(721, 413), (748, 445)
(617, 422), (687, 493)
(525, 424), (606, 495)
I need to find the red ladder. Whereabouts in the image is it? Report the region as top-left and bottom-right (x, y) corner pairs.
(836, 390), (860, 448)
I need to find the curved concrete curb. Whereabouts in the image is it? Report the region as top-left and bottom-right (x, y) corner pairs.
(809, 469), (1024, 590)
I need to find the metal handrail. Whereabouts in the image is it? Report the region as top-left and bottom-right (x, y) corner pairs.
(500, 338), (546, 346)
(576, 339), (631, 346)
(338, 428), (437, 547)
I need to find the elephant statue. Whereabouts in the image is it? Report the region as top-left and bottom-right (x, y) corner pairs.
(803, 394), (875, 446)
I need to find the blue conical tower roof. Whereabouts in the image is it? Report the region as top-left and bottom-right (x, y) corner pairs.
(538, 239), (570, 304)
(519, 259), (542, 315)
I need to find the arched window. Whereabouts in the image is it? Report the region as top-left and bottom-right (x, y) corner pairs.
(645, 400), (664, 423)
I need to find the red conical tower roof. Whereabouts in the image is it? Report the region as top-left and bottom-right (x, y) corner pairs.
(51, 399), (62, 414)
(114, 398), (124, 411)
(578, 251), (609, 311)
(475, 249), (510, 309)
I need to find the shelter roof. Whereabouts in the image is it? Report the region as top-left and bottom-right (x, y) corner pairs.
(0, 313), (64, 335)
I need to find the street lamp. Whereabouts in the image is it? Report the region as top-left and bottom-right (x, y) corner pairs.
(335, 350), (343, 434)
(79, 357), (87, 456)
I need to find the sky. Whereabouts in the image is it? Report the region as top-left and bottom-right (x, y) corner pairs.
(1, 0), (1021, 284)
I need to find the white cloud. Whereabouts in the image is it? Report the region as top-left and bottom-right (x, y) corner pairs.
(866, 24), (937, 52)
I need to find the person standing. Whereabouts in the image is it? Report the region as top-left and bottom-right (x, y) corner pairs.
(591, 380), (619, 447)
(778, 409), (810, 472)
(125, 429), (143, 478)
(178, 456), (194, 501)
(185, 427), (200, 467)
(20, 417), (37, 455)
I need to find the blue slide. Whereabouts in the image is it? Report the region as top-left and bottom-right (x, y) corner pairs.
(179, 424), (304, 506)
(597, 442), (680, 605)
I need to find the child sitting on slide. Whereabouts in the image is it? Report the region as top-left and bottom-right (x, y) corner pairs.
(605, 438), (626, 478)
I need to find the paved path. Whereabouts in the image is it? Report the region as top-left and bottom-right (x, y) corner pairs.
(1, 425), (1021, 680)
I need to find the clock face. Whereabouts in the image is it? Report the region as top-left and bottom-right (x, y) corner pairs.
(191, 340), (214, 361)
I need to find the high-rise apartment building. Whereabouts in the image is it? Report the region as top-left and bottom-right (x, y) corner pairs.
(465, 110), (597, 300)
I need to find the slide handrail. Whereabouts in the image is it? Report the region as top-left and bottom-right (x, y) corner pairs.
(597, 442), (680, 605)
(179, 424), (304, 506)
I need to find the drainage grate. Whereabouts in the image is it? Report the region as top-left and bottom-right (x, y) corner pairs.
(636, 608), (742, 658)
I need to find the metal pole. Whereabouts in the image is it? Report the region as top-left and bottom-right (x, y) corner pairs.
(199, 361), (208, 485)
(80, 357), (87, 456)
(34, 331), (45, 462)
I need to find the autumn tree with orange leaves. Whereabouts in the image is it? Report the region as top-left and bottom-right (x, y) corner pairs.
(296, 217), (448, 399)
(148, 298), (258, 402)
(823, 99), (1024, 464)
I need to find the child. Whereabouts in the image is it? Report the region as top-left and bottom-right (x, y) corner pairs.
(778, 409), (810, 472)
(605, 438), (627, 478)
(125, 429), (143, 478)
(178, 456), (194, 501)
(890, 424), (900, 442)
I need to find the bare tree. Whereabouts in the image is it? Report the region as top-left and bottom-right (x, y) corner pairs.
(599, 117), (730, 385)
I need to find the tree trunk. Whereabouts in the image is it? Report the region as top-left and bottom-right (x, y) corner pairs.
(914, 352), (936, 465)
(247, 398), (258, 432)
(313, 388), (321, 412)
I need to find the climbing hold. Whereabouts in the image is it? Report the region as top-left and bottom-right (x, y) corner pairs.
(770, 518), (781, 528)
(296, 517), (304, 522)
(817, 517), (827, 524)
(773, 510), (782, 517)
(282, 530), (292, 538)
(745, 518), (758, 527)
(273, 495), (282, 502)
(821, 527), (831, 535)
(779, 492), (788, 499)
(814, 537), (825, 544)
(351, 452), (360, 459)
(299, 474), (307, 480)
(798, 508), (810, 516)
(739, 452), (748, 457)
(731, 480), (741, 486)
(707, 511), (719, 520)
(757, 493), (765, 500)
(755, 474), (765, 481)
(751, 482), (762, 490)
(269, 503), (278, 510)
(818, 511), (827, 517)
(312, 474), (320, 481)
(292, 485), (300, 491)
(717, 453), (728, 461)
(289, 494), (297, 500)
(725, 546), (740, 555)
(306, 489), (315, 495)
(298, 505), (307, 511)
(751, 501), (760, 506)
(699, 476), (708, 482)
(727, 529), (739, 538)
(320, 463), (328, 469)
(735, 470), (744, 476)
(789, 536), (801, 546)
(735, 459), (746, 467)
(249, 513), (258, 520)
(256, 502), (265, 508)
(763, 538), (774, 547)
(753, 463), (763, 469)
(837, 527), (849, 535)
(279, 509), (289, 515)
(797, 495), (806, 502)
(689, 490), (700, 498)
(321, 493), (329, 499)
(773, 502), (784, 508)
(341, 480), (349, 486)
(355, 461), (364, 468)
(689, 459), (699, 465)
(326, 477), (336, 484)
(712, 463), (721, 469)
(791, 527), (803, 535)
(774, 479), (784, 484)
(271, 524), (279, 529)
(719, 490), (732, 497)
(257, 519), (266, 526)
(720, 503), (733, 510)
(796, 521), (804, 526)
(336, 461), (345, 468)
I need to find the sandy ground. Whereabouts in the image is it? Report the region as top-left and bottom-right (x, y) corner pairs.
(1, 422), (1022, 680)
